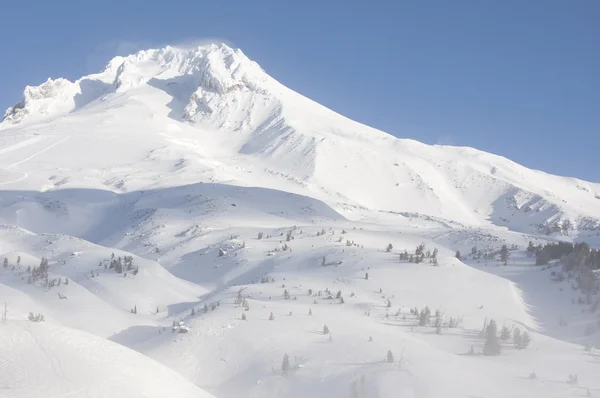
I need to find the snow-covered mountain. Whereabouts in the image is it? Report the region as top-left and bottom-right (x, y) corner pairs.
(1, 44), (599, 398)
(2, 43), (600, 236)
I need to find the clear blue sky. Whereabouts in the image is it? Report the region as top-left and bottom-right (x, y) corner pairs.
(1, 0), (598, 181)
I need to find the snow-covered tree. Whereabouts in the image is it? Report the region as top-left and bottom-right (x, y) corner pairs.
(483, 319), (501, 355)
(281, 353), (290, 374)
(500, 325), (511, 341)
(386, 350), (394, 363)
(500, 245), (510, 265)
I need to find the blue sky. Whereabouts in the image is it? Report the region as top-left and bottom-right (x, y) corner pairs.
(1, 0), (598, 181)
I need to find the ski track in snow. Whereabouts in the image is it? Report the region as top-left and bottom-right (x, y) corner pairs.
(0, 136), (70, 187)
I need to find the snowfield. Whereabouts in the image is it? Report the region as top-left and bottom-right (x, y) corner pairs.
(1, 43), (599, 398)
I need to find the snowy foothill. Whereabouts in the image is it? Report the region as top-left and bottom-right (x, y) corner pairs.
(1, 43), (599, 398)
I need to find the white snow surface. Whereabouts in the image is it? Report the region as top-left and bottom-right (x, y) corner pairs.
(1, 43), (599, 398)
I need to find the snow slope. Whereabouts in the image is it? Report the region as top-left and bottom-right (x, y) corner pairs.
(0, 292), (214, 398)
(2, 44), (600, 236)
(1, 43), (600, 398)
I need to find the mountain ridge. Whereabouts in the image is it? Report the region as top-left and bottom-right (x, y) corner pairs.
(1, 43), (599, 238)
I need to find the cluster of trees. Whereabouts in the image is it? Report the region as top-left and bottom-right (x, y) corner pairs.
(480, 319), (530, 355)
(28, 312), (45, 322)
(398, 244), (438, 265)
(408, 306), (461, 331)
(107, 254), (138, 274)
(260, 275), (275, 283)
(531, 241), (600, 270)
(531, 241), (599, 297)
(25, 257), (67, 288)
(3, 256), (21, 270)
(462, 244), (518, 262)
(30, 257), (49, 283)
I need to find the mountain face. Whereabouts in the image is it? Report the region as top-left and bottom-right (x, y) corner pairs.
(2, 43), (599, 237)
(3, 43), (600, 398)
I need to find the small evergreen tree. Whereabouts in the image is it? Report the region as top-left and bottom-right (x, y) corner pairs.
(500, 325), (511, 341)
(365, 272), (369, 280)
(386, 243), (393, 252)
(520, 331), (531, 349)
(434, 310), (442, 334)
(386, 350), (394, 363)
(241, 313), (247, 320)
(483, 319), (501, 355)
(500, 245), (510, 265)
(323, 324), (330, 334)
(269, 312), (275, 321)
(418, 307), (431, 326)
(513, 328), (523, 348)
(455, 250), (461, 260)
(281, 353), (290, 374)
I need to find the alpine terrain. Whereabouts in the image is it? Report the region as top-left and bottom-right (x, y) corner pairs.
(1, 43), (599, 398)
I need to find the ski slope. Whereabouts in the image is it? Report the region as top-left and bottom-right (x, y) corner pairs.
(1, 43), (599, 398)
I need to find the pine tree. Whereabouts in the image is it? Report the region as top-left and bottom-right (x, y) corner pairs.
(241, 313), (247, 320)
(309, 308), (313, 316)
(526, 241), (536, 257)
(500, 245), (510, 265)
(281, 353), (290, 374)
(483, 319), (501, 355)
(269, 312), (275, 321)
(386, 243), (393, 252)
(500, 325), (511, 341)
(513, 327), (522, 347)
(323, 324), (329, 334)
(386, 350), (394, 363)
(365, 272), (369, 280)
(3, 258), (8, 268)
(455, 250), (461, 260)
(434, 310), (442, 334)
(418, 307), (431, 326)
(520, 331), (531, 349)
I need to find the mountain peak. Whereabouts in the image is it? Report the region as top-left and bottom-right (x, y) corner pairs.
(1, 43), (268, 127)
